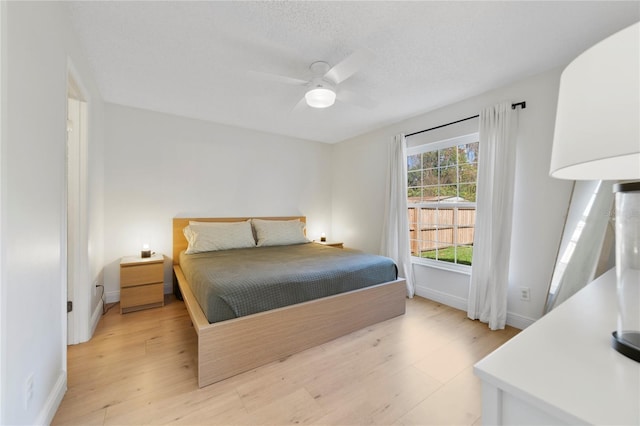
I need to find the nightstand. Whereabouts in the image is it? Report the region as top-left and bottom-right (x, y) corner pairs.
(120, 254), (165, 314)
(314, 241), (344, 249)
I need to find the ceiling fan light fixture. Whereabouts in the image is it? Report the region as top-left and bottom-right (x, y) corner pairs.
(305, 87), (336, 108)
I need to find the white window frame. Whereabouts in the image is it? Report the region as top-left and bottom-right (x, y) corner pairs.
(407, 132), (479, 274)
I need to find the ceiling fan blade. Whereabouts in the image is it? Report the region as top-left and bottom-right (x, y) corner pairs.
(291, 95), (308, 112)
(324, 49), (375, 84)
(246, 70), (308, 86)
(337, 89), (378, 109)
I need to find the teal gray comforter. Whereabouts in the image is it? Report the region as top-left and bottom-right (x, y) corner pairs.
(179, 243), (398, 323)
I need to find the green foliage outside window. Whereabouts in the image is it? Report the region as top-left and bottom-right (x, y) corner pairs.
(407, 142), (479, 203)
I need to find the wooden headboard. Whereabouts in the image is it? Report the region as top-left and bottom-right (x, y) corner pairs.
(172, 216), (306, 265)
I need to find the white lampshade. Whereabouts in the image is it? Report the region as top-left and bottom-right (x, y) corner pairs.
(550, 22), (640, 180)
(305, 87), (336, 108)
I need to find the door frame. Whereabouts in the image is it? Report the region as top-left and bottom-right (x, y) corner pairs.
(0, 1), (7, 422)
(66, 59), (90, 345)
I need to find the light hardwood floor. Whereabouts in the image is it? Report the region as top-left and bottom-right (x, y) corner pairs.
(53, 295), (519, 425)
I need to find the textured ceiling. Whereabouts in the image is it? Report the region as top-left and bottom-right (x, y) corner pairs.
(67, 1), (639, 143)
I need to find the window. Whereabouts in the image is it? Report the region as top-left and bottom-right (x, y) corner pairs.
(407, 133), (479, 268)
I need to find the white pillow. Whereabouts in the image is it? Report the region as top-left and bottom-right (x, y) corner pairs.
(251, 219), (309, 247)
(183, 220), (256, 254)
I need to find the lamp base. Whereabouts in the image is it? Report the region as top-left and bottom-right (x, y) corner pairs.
(611, 331), (640, 362)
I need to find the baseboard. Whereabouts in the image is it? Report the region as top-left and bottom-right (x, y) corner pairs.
(105, 290), (119, 304)
(90, 299), (102, 337)
(506, 311), (536, 329)
(415, 285), (468, 311)
(415, 284), (536, 330)
(37, 370), (66, 426)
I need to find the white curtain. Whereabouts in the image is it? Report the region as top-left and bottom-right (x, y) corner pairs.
(467, 101), (519, 330)
(381, 134), (414, 298)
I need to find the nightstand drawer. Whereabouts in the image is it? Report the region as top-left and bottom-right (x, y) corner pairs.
(120, 283), (164, 310)
(120, 262), (163, 287)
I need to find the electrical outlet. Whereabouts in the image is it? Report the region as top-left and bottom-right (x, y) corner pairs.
(520, 287), (531, 301)
(24, 373), (34, 409)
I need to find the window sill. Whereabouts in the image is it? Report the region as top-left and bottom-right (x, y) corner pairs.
(411, 257), (472, 275)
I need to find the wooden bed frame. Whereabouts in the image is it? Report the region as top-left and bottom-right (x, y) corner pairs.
(172, 216), (407, 388)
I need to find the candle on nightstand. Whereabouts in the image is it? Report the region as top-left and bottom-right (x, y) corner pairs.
(320, 232), (326, 242)
(141, 243), (151, 258)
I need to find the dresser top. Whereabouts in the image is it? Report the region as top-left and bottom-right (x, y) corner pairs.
(475, 268), (640, 425)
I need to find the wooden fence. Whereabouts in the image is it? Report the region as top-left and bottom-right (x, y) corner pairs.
(408, 206), (475, 255)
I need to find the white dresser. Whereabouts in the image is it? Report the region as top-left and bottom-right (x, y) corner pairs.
(475, 269), (640, 425)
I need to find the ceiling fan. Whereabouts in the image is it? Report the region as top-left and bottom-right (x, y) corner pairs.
(248, 49), (377, 110)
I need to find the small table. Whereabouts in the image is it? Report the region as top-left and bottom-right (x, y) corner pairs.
(313, 241), (344, 249)
(120, 254), (165, 314)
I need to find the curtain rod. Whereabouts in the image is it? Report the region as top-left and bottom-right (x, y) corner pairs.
(405, 101), (526, 138)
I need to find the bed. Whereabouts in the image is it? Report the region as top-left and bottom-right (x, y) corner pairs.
(172, 216), (407, 388)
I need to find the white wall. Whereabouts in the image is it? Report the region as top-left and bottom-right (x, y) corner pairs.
(102, 104), (333, 300)
(331, 68), (573, 328)
(0, 2), (104, 424)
